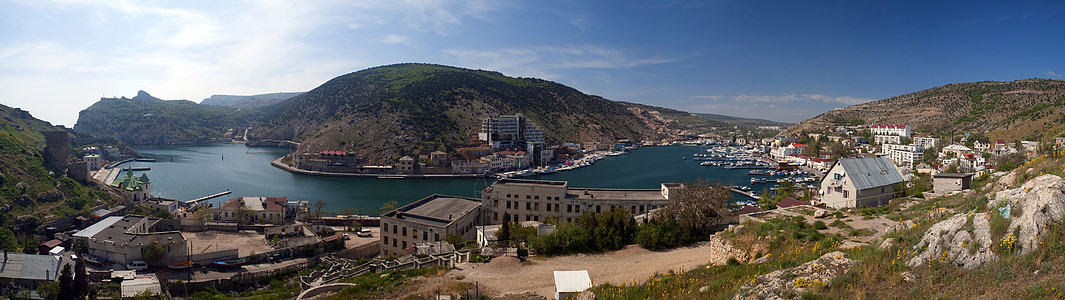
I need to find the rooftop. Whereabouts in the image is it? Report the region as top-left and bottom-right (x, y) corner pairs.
(385, 195), (481, 228)
(73, 216), (123, 239)
(554, 270), (592, 294)
(934, 173), (974, 179)
(495, 178), (568, 186)
(834, 156), (905, 190)
(0, 252), (72, 282)
(569, 188), (666, 201)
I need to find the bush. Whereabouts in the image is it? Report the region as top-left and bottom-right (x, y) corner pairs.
(813, 221), (827, 230)
(635, 221), (692, 250)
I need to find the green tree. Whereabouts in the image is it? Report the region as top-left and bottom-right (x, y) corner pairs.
(58, 264), (74, 300)
(37, 281), (59, 300)
(142, 241), (166, 266)
(74, 255), (89, 299)
(648, 180), (732, 237)
(0, 228), (18, 252)
(236, 204), (254, 225)
(496, 213), (511, 245)
(379, 200), (398, 216)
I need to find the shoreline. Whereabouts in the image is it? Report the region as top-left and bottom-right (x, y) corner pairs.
(269, 156), (494, 179)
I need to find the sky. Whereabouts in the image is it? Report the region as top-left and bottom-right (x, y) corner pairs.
(2, 0), (1065, 126)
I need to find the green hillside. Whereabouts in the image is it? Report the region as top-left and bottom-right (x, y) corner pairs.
(75, 91), (264, 144)
(0, 104), (124, 252)
(252, 63), (667, 163)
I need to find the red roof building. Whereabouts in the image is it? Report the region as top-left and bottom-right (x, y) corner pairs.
(776, 197), (810, 208)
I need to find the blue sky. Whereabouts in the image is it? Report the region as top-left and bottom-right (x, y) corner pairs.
(1, 0), (1064, 126)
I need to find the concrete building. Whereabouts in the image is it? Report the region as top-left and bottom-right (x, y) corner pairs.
(480, 113), (545, 149)
(72, 216), (188, 266)
(480, 179), (678, 224)
(110, 169), (151, 201)
(933, 173), (973, 193)
(818, 156), (905, 209)
(882, 144), (924, 168)
(870, 124), (911, 138)
(379, 195), (482, 256)
(941, 144), (972, 158)
(874, 135), (902, 145)
(771, 143), (805, 159)
(0, 252), (74, 290)
(84, 154), (104, 170)
(913, 137), (940, 150)
(214, 196), (287, 224)
(554, 270), (592, 300)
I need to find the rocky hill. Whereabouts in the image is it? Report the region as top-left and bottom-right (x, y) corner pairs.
(0, 104), (124, 246)
(250, 63), (673, 163)
(201, 92), (303, 107)
(75, 91), (264, 144)
(784, 78), (1065, 141)
(696, 113), (791, 128)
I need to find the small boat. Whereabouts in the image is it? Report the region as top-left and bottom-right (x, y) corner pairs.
(167, 260), (194, 269)
(212, 258), (247, 268)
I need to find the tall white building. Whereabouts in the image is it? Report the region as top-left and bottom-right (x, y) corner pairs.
(479, 113), (545, 149)
(882, 143), (923, 168)
(870, 124), (911, 138)
(913, 137), (940, 150)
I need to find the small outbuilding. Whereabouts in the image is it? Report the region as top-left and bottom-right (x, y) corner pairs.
(554, 270), (592, 300)
(933, 173), (973, 193)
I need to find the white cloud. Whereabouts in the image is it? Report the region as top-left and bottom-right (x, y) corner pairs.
(690, 93), (873, 105)
(1045, 71), (1062, 79)
(382, 35), (414, 47)
(443, 45), (678, 80)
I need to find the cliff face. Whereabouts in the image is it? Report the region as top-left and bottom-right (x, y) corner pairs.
(251, 63), (666, 164)
(75, 91), (263, 145)
(784, 78), (1065, 141)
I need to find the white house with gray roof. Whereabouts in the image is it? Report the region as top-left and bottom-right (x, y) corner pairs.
(818, 156), (905, 208)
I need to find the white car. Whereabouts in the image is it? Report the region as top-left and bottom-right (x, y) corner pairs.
(356, 228), (372, 237)
(127, 260), (148, 271)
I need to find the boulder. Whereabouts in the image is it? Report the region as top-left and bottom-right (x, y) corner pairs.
(879, 238), (895, 249)
(987, 174), (1065, 255)
(735, 251), (855, 299)
(907, 213), (996, 269)
(813, 209), (828, 218)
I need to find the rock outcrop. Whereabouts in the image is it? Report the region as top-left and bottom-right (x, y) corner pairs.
(734, 251), (855, 299)
(907, 213), (996, 269)
(988, 174), (1065, 255)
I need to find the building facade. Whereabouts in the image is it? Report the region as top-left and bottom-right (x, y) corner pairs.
(379, 195), (482, 256)
(480, 114), (545, 149)
(479, 179), (679, 225)
(870, 124), (911, 138)
(818, 156), (905, 209)
(882, 143), (924, 168)
(214, 196), (287, 224)
(111, 169), (151, 201)
(913, 137), (940, 150)
(933, 173), (973, 193)
(72, 216), (188, 266)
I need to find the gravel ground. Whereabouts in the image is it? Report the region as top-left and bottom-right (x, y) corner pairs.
(450, 237), (742, 298)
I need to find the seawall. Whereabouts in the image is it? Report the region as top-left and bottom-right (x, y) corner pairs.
(270, 156), (492, 179)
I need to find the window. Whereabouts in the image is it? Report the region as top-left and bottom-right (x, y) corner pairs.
(506, 201), (511, 209)
(494, 200), (499, 207)
(596, 205), (601, 213)
(526, 215), (531, 221)
(392, 239), (396, 247)
(412, 229), (418, 239)
(534, 203), (539, 211)
(526, 202), (531, 210)
(526, 195), (531, 199)
(631, 206), (636, 214)
(881, 187), (885, 193)
(534, 196), (539, 200)
(384, 237), (389, 244)
(843, 190), (849, 198)
(402, 241), (406, 249)
(423, 234), (427, 241)
(575, 205), (580, 213)
(393, 225), (397, 234)
(567, 204), (572, 213)
(534, 216), (539, 221)
(567, 218), (572, 223)
(494, 213), (499, 221)
(506, 194), (511, 198)
(434, 234), (440, 241)
(402, 227), (407, 236)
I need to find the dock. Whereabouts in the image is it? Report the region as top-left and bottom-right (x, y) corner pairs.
(135, 158), (157, 162)
(185, 191), (232, 204)
(726, 186), (761, 200)
(106, 158), (136, 169)
(123, 167), (151, 171)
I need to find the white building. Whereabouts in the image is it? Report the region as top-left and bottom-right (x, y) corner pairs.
(874, 135), (902, 145)
(940, 144), (972, 158)
(870, 124), (911, 138)
(771, 143), (806, 159)
(819, 157), (905, 209)
(913, 137), (940, 150)
(479, 114), (545, 149)
(882, 144), (924, 168)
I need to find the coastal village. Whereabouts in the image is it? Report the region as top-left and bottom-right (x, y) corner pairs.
(12, 111), (1065, 299)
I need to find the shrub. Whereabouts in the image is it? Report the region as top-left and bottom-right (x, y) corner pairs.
(813, 221), (827, 230)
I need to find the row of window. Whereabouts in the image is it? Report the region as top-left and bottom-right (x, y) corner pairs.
(491, 204), (659, 223)
(381, 220), (475, 250)
(503, 193), (561, 201)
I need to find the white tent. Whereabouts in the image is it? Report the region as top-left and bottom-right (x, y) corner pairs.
(553, 270), (592, 300)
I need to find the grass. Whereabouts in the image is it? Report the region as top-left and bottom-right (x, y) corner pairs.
(327, 266), (450, 299)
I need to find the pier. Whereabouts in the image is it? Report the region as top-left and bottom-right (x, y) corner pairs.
(726, 186), (761, 200)
(123, 167), (151, 171)
(185, 191), (232, 204)
(135, 158), (157, 162)
(105, 158), (136, 169)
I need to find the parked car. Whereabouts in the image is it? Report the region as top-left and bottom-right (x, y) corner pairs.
(127, 260), (148, 271)
(356, 228), (372, 237)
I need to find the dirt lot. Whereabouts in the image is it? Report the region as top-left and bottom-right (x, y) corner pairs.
(183, 230), (275, 257)
(448, 239), (741, 298)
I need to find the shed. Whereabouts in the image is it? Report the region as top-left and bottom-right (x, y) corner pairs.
(38, 240), (63, 255)
(554, 270), (592, 300)
(933, 173), (973, 193)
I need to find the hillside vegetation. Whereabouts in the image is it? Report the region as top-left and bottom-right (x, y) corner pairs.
(75, 91), (263, 144)
(200, 92), (303, 107)
(785, 78), (1065, 141)
(252, 63), (670, 163)
(0, 104), (124, 252)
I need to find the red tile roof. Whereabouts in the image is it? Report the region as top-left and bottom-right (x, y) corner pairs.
(777, 197), (809, 208)
(734, 205), (764, 215)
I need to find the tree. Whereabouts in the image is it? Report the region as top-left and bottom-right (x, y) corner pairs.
(235, 204), (254, 225)
(0, 228), (17, 252)
(58, 264), (73, 300)
(192, 206), (213, 224)
(312, 200), (328, 221)
(379, 200), (398, 216)
(142, 241), (165, 266)
(496, 213), (511, 245)
(650, 180), (733, 237)
(74, 255), (89, 299)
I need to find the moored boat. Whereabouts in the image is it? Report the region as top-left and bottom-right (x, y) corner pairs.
(167, 260), (194, 269)
(212, 257), (247, 268)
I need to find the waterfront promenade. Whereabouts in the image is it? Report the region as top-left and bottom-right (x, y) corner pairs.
(270, 156), (493, 179)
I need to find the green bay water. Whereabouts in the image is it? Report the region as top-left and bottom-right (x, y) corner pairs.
(130, 144), (753, 215)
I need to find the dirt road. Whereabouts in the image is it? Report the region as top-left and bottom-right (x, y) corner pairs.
(450, 237), (744, 298)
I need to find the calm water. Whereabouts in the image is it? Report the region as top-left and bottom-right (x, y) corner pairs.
(130, 144), (753, 215)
